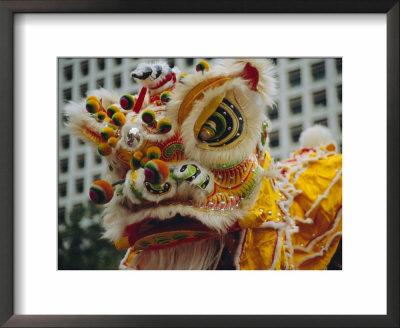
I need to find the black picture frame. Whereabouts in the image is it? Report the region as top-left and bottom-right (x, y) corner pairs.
(1, 1), (398, 327)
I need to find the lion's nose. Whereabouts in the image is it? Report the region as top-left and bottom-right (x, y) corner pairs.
(131, 66), (153, 80)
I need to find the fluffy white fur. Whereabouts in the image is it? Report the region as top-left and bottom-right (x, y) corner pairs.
(64, 101), (105, 147)
(122, 170), (142, 204)
(102, 195), (247, 242)
(167, 69), (227, 128)
(127, 236), (225, 270)
(65, 90), (129, 183)
(174, 181), (207, 204)
(299, 125), (335, 148)
(212, 59), (277, 105)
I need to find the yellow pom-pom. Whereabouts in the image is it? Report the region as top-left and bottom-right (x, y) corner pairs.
(146, 146), (162, 159)
(107, 137), (118, 148)
(130, 151), (143, 170)
(144, 159), (170, 185)
(89, 180), (114, 204)
(157, 118), (172, 134)
(86, 99), (100, 113)
(134, 151), (144, 160)
(196, 60), (210, 74)
(95, 111), (107, 121)
(107, 105), (120, 118)
(160, 91), (172, 105)
(100, 127), (115, 141)
(98, 143), (112, 156)
(112, 112), (127, 126)
(178, 73), (188, 84)
(87, 95), (99, 102)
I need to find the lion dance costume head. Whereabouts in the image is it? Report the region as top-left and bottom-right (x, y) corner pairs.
(65, 59), (342, 270)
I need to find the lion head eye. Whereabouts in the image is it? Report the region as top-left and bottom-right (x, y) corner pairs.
(125, 126), (141, 148)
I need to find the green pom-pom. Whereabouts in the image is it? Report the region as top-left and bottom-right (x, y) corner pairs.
(160, 91), (172, 105)
(157, 118), (172, 134)
(120, 94), (135, 110)
(141, 109), (156, 125)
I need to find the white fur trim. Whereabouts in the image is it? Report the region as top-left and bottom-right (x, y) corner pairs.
(102, 198), (246, 242)
(299, 125), (336, 148)
(122, 170), (142, 204)
(259, 221), (288, 230)
(175, 181), (207, 204)
(269, 230), (283, 270)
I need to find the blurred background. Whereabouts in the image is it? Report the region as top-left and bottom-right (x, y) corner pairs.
(58, 58), (342, 269)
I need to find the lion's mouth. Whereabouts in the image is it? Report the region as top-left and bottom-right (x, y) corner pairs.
(148, 72), (176, 91)
(115, 214), (221, 252)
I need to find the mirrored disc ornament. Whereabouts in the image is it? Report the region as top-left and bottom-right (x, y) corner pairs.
(125, 126), (141, 148)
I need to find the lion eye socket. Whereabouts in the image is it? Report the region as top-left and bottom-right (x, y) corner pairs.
(196, 98), (244, 149)
(125, 127), (141, 148)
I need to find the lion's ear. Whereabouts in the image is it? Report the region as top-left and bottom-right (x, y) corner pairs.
(214, 58), (277, 105)
(240, 62), (259, 91)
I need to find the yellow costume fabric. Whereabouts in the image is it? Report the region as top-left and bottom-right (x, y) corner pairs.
(239, 146), (342, 270)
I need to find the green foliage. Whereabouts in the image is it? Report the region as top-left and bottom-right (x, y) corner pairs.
(58, 201), (126, 270)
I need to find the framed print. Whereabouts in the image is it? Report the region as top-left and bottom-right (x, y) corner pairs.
(1, 1), (398, 327)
